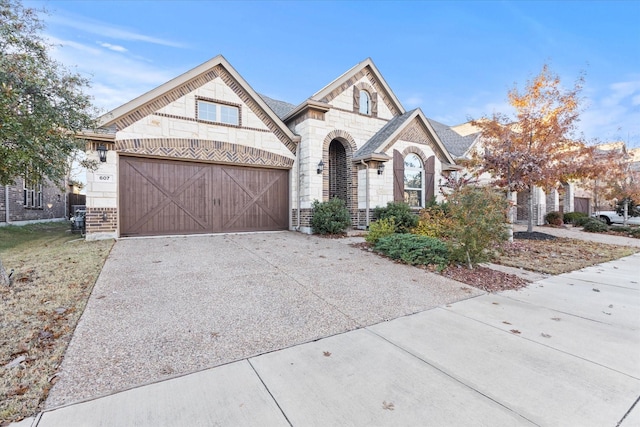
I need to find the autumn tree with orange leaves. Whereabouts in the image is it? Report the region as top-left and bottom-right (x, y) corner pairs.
(472, 65), (593, 234)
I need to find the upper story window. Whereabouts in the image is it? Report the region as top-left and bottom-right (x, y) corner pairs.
(359, 90), (371, 115)
(404, 154), (424, 208)
(23, 174), (43, 209)
(197, 100), (239, 125)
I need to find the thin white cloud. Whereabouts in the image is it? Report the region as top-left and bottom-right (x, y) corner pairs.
(45, 36), (180, 112)
(99, 42), (128, 53)
(404, 94), (423, 108)
(47, 13), (186, 48)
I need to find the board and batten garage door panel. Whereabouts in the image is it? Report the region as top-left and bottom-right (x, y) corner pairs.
(119, 157), (288, 237)
(220, 165), (289, 232)
(119, 157), (214, 236)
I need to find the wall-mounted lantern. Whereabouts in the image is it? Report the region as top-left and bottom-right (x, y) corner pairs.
(377, 162), (385, 175)
(317, 160), (324, 174)
(97, 144), (108, 162)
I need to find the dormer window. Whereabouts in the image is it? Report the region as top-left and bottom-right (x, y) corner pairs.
(359, 90), (370, 115)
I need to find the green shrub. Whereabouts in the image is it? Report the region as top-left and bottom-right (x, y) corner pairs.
(310, 198), (352, 235)
(582, 217), (608, 233)
(365, 218), (396, 244)
(574, 216), (591, 227)
(373, 202), (418, 233)
(609, 226), (640, 238)
(563, 211), (587, 224)
(445, 186), (510, 267)
(545, 211), (563, 226)
(412, 206), (454, 239)
(374, 234), (449, 269)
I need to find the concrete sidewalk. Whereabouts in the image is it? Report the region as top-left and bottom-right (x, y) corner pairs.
(32, 253), (640, 426)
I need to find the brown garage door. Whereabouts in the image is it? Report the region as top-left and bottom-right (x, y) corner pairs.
(119, 157), (289, 237)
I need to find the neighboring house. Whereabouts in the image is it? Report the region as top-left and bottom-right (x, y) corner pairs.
(81, 55), (456, 240)
(429, 120), (584, 225)
(0, 177), (66, 225)
(589, 141), (640, 211)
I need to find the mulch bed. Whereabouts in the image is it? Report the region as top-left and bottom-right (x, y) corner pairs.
(351, 241), (529, 293)
(440, 265), (530, 293)
(513, 231), (557, 241)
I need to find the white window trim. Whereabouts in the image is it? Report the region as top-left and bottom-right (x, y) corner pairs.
(196, 99), (240, 126)
(359, 90), (370, 115)
(404, 154), (424, 208)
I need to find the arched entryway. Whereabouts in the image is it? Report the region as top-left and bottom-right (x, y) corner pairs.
(328, 139), (348, 203)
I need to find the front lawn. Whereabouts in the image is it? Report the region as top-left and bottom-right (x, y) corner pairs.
(0, 223), (113, 424)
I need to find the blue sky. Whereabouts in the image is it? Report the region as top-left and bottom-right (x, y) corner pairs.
(26, 0), (640, 147)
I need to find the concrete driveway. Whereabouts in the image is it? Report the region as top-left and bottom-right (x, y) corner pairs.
(46, 231), (481, 408)
(36, 243), (640, 426)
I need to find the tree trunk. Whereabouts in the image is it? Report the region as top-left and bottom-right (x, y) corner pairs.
(527, 186), (534, 233)
(0, 258), (9, 286)
(507, 190), (515, 243)
(623, 199), (629, 226)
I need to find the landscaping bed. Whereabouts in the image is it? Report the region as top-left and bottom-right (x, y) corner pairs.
(0, 223), (113, 424)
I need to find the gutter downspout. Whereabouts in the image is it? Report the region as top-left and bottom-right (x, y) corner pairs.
(296, 142), (301, 231)
(360, 160), (370, 228)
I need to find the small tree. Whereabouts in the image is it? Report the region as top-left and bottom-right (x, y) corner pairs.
(1, 0), (97, 285)
(472, 65), (591, 233)
(445, 186), (510, 268)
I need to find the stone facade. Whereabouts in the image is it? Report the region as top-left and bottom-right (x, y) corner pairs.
(84, 56), (456, 238)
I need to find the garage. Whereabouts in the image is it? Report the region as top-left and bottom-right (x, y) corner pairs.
(119, 156), (289, 237)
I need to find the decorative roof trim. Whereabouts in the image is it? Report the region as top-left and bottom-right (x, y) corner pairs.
(373, 109), (456, 165)
(282, 99), (331, 122)
(97, 55), (298, 153)
(310, 58), (405, 116)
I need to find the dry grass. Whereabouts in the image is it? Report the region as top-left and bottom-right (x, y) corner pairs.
(0, 223), (113, 424)
(496, 237), (638, 275)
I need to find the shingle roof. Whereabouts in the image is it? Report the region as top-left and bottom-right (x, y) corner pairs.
(427, 118), (479, 158)
(354, 110), (416, 159)
(258, 94), (297, 120)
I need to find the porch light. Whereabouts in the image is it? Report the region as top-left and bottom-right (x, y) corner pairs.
(317, 160), (324, 174)
(377, 162), (385, 175)
(97, 144), (108, 162)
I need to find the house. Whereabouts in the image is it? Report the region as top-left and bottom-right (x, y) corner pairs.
(0, 177), (66, 225)
(81, 55), (457, 240)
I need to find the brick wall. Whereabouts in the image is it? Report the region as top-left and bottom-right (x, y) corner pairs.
(291, 208), (314, 229)
(0, 179), (66, 223)
(85, 207), (117, 234)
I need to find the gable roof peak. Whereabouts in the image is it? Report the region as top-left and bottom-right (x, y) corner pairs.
(310, 58), (405, 115)
(98, 55), (297, 143)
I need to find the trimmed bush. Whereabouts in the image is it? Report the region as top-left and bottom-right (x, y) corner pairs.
(310, 198), (352, 235)
(563, 211), (587, 224)
(574, 216), (591, 227)
(413, 206), (454, 239)
(374, 234), (449, 269)
(445, 186), (510, 267)
(373, 202), (418, 233)
(545, 211), (563, 226)
(582, 217), (608, 233)
(365, 218), (396, 245)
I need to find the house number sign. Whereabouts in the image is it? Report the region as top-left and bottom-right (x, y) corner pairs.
(97, 174), (114, 182)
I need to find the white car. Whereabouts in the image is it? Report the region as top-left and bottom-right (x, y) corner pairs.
(594, 210), (640, 226)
